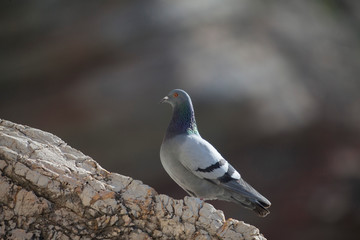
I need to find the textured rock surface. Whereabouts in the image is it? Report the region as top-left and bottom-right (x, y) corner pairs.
(0, 119), (266, 239)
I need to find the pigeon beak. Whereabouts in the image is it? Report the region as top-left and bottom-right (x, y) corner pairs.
(160, 96), (169, 104)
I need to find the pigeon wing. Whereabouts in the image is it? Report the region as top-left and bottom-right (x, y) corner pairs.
(177, 135), (241, 182)
(177, 135), (270, 206)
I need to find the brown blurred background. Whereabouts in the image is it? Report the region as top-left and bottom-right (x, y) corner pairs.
(1, 0), (360, 239)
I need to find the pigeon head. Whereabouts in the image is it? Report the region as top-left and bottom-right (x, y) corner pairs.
(161, 89), (199, 138)
(160, 89), (191, 108)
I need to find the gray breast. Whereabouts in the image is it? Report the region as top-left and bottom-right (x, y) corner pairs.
(160, 136), (227, 199)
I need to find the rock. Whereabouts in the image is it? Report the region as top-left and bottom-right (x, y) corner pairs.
(0, 119), (266, 239)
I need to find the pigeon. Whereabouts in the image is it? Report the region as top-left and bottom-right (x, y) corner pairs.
(160, 89), (271, 217)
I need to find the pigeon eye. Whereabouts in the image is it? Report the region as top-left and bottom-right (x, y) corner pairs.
(173, 93), (179, 98)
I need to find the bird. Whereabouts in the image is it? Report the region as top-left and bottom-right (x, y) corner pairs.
(160, 89), (271, 217)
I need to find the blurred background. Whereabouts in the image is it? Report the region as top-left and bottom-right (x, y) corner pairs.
(1, 0), (360, 239)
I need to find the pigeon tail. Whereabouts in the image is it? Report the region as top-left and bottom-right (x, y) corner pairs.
(230, 194), (270, 217)
(252, 199), (270, 217)
(220, 178), (271, 217)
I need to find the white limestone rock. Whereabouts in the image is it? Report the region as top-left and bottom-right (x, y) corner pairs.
(0, 119), (267, 239)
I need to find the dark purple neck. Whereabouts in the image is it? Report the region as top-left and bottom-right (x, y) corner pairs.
(165, 101), (199, 139)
